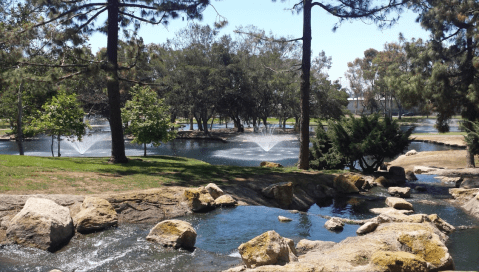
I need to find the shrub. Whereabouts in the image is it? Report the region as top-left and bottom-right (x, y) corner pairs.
(309, 125), (346, 170)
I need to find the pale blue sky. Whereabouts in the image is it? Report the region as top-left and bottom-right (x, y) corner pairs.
(88, 0), (430, 87)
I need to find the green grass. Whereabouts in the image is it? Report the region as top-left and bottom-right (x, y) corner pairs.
(0, 155), (301, 194)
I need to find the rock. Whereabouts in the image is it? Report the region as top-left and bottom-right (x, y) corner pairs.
(333, 175), (360, 194)
(6, 198), (74, 252)
(205, 183), (224, 199)
(278, 216), (292, 222)
(437, 176), (463, 186)
(295, 239), (336, 255)
(238, 230), (297, 268)
(460, 177), (479, 189)
(388, 166), (406, 184)
(373, 176), (394, 187)
(72, 196), (118, 234)
(260, 161), (283, 168)
(405, 150), (418, 156)
(406, 171), (418, 181)
(324, 217), (344, 231)
(146, 219), (196, 249)
(398, 230), (454, 271)
(463, 194), (479, 219)
(415, 186), (427, 192)
(356, 221), (378, 235)
(386, 197), (414, 211)
(214, 194), (237, 207)
(414, 166), (439, 174)
(449, 188), (479, 204)
(261, 182), (293, 208)
(428, 214), (455, 234)
(388, 186), (411, 198)
(184, 187), (215, 212)
(370, 207), (414, 215)
(371, 250), (428, 272)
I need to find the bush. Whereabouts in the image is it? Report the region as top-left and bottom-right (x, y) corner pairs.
(324, 115), (413, 174)
(309, 125), (346, 170)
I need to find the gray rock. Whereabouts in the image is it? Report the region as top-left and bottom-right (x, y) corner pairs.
(73, 196), (118, 234)
(356, 221), (378, 235)
(406, 171), (418, 181)
(460, 177), (479, 189)
(385, 197), (414, 211)
(295, 239), (336, 255)
(6, 198), (73, 252)
(262, 182), (293, 208)
(324, 217), (344, 231)
(214, 194), (237, 207)
(184, 187), (215, 212)
(278, 216), (293, 222)
(388, 187), (411, 198)
(205, 183), (224, 199)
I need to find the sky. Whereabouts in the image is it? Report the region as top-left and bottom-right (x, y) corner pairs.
(88, 0), (431, 88)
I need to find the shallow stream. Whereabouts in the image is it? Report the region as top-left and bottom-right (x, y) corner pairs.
(1, 174), (479, 271)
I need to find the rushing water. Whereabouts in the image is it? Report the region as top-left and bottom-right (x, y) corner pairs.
(2, 174), (479, 271)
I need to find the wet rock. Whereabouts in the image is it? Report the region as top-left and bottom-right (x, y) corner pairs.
(405, 150), (418, 156)
(356, 221), (378, 235)
(146, 219), (196, 249)
(260, 161), (283, 168)
(324, 217), (344, 231)
(214, 194), (237, 207)
(205, 183), (224, 199)
(415, 186), (427, 192)
(388, 186), (411, 198)
(385, 197), (414, 211)
(184, 187), (215, 212)
(261, 182), (293, 208)
(238, 230), (297, 268)
(460, 177), (479, 189)
(72, 196), (118, 234)
(278, 216), (292, 222)
(406, 171), (418, 181)
(6, 198), (74, 252)
(373, 176), (395, 187)
(295, 239), (336, 255)
(291, 187), (316, 210)
(371, 251), (428, 272)
(333, 175), (360, 194)
(388, 166), (406, 184)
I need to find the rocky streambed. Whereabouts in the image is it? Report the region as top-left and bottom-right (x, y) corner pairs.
(1, 163), (479, 271)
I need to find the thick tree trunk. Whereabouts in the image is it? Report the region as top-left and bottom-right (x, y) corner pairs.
(298, 0), (312, 170)
(189, 115), (194, 130)
(106, 0), (128, 163)
(16, 81), (24, 155)
(144, 142), (147, 157)
(51, 135), (54, 157)
(465, 32), (476, 168)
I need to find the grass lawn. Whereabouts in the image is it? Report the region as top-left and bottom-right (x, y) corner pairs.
(0, 155), (307, 195)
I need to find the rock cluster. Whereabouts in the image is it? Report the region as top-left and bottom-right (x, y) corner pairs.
(184, 183), (237, 211)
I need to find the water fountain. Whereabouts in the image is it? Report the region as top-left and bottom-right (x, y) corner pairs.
(64, 133), (109, 155)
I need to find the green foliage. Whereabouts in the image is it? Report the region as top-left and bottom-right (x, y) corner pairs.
(122, 85), (176, 156)
(32, 88), (89, 139)
(309, 125), (345, 170)
(327, 114), (413, 174)
(463, 120), (479, 156)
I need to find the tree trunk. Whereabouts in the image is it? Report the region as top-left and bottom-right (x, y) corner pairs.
(16, 81), (24, 155)
(297, 0), (312, 170)
(57, 133), (61, 157)
(144, 142), (147, 157)
(189, 115), (194, 130)
(106, 0), (128, 163)
(51, 135), (54, 157)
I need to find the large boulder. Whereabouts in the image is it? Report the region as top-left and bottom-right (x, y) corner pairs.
(333, 175), (360, 194)
(388, 166), (406, 184)
(463, 193), (479, 219)
(146, 219), (196, 249)
(238, 230), (297, 268)
(406, 171), (418, 181)
(386, 197), (414, 211)
(72, 196), (118, 234)
(184, 187), (215, 212)
(295, 239), (336, 255)
(6, 198), (73, 252)
(262, 182), (293, 208)
(388, 187), (411, 198)
(205, 183), (224, 199)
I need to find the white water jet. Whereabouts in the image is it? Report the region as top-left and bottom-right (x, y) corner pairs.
(247, 125), (290, 152)
(65, 133), (107, 155)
